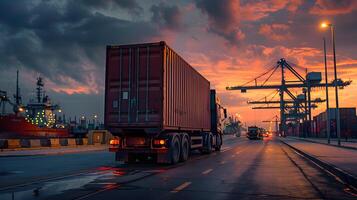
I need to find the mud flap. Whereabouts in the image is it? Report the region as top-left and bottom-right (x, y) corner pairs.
(157, 151), (171, 164)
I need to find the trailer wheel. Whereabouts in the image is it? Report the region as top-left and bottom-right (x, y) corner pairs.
(201, 133), (213, 154)
(180, 134), (189, 162)
(169, 136), (181, 164)
(215, 134), (222, 151)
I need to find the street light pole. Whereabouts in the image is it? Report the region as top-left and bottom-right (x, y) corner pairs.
(330, 25), (341, 146)
(323, 37), (331, 144)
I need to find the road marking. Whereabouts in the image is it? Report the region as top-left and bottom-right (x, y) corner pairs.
(231, 155), (235, 158)
(202, 169), (213, 175)
(171, 181), (191, 193)
(221, 147), (232, 152)
(75, 184), (119, 200)
(220, 161), (226, 165)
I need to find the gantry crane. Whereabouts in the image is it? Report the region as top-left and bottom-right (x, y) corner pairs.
(226, 58), (351, 136)
(262, 115), (279, 135)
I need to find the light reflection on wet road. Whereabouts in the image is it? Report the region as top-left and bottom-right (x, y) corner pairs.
(0, 136), (356, 200)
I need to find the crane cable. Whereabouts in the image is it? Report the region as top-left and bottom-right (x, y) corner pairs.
(261, 65), (279, 87)
(240, 65), (277, 87)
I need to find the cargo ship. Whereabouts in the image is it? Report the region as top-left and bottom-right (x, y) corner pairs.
(0, 71), (69, 139)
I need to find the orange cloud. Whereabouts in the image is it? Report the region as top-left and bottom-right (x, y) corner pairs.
(241, 0), (303, 21)
(47, 74), (99, 95)
(259, 24), (293, 41)
(179, 40), (357, 127)
(310, 0), (357, 15)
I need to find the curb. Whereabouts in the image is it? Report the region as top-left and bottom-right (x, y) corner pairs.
(280, 139), (357, 190)
(290, 137), (357, 151)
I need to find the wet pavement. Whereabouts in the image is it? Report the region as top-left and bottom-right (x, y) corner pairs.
(0, 136), (356, 200)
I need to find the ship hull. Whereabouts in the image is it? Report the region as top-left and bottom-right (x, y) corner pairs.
(0, 115), (69, 139)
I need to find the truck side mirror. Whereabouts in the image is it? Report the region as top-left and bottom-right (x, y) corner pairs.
(223, 108), (227, 118)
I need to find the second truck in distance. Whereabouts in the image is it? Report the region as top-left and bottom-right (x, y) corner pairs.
(247, 126), (263, 140)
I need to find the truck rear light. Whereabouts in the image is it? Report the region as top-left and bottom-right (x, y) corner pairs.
(153, 139), (167, 147)
(109, 138), (121, 152)
(110, 138), (120, 145)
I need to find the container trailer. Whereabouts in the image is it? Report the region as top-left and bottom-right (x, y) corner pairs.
(105, 41), (227, 164)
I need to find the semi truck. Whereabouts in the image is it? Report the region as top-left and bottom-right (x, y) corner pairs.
(105, 41), (227, 164)
(247, 126), (263, 140)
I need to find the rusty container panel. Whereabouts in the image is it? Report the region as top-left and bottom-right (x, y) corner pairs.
(105, 42), (210, 135)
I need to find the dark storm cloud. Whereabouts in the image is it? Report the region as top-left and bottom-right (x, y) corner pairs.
(0, 0), (158, 87)
(195, 0), (244, 44)
(79, 0), (143, 15)
(150, 2), (183, 30)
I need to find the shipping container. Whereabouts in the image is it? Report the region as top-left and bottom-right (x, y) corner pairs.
(105, 41), (210, 135)
(312, 108), (357, 138)
(105, 41), (226, 164)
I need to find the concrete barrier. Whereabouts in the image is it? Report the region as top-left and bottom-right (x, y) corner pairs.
(1, 137), (102, 149)
(75, 138), (83, 145)
(7, 139), (21, 149)
(87, 130), (113, 145)
(50, 138), (60, 147)
(59, 138), (68, 146)
(0, 140), (8, 149)
(67, 138), (76, 146)
(40, 139), (51, 147)
(20, 139), (31, 148)
(83, 138), (88, 145)
(29, 140), (41, 148)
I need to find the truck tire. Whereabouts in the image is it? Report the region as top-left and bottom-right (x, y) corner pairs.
(200, 133), (212, 154)
(180, 134), (189, 162)
(169, 135), (181, 164)
(215, 134), (222, 151)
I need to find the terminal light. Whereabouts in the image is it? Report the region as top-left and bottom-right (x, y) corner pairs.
(321, 22), (328, 28)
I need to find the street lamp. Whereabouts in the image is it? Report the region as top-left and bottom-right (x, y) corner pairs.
(320, 22), (341, 146)
(323, 37), (331, 144)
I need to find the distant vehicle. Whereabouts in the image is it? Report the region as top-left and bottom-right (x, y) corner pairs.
(105, 42), (227, 164)
(247, 126), (263, 140)
(223, 121), (241, 137)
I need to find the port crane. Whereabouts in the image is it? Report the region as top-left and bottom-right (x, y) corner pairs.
(262, 115), (279, 135)
(226, 58), (351, 136)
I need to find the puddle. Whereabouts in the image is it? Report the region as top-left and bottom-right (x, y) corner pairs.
(0, 171), (24, 176)
(0, 168), (126, 200)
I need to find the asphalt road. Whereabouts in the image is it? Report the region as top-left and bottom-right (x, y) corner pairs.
(0, 136), (356, 200)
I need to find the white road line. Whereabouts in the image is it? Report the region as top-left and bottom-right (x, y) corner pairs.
(202, 169), (213, 175)
(220, 161), (226, 165)
(171, 182), (192, 193)
(231, 155), (236, 158)
(221, 147), (232, 152)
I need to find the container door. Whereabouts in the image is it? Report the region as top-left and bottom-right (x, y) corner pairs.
(126, 46), (162, 125)
(128, 48), (139, 123)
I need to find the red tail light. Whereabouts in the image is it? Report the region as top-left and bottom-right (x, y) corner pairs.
(110, 138), (120, 145)
(153, 139), (167, 148)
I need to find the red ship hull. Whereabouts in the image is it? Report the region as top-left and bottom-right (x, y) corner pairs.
(0, 115), (69, 139)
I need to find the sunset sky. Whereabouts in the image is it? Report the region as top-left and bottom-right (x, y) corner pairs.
(0, 0), (356, 128)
